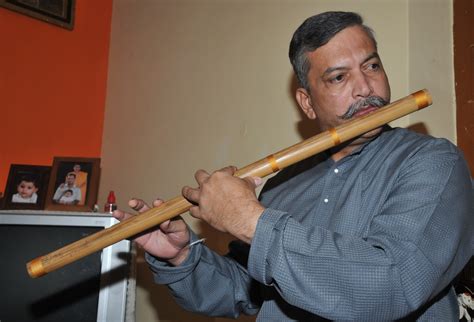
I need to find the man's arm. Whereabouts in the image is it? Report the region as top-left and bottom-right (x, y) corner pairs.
(114, 198), (259, 318)
(247, 145), (472, 320)
(146, 233), (261, 318)
(52, 185), (64, 201)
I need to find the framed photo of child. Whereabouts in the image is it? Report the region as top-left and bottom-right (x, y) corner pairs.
(2, 164), (51, 210)
(45, 157), (101, 212)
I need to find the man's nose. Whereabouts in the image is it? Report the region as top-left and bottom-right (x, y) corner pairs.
(352, 72), (373, 98)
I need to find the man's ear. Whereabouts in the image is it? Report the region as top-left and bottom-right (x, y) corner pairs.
(295, 88), (316, 119)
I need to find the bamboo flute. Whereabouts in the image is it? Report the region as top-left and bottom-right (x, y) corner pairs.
(27, 89), (432, 278)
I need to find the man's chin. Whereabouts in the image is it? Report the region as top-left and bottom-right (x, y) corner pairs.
(363, 126), (383, 137)
(354, 127), (384, 143)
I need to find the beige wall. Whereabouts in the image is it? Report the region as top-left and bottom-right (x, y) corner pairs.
(101, 1), (454, 321)
(408, 0), (456, 140)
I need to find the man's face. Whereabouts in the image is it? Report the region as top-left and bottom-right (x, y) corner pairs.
(66, 174), (75, 185)
(297, 25), (391, 137)
(17, 180), (38, 198)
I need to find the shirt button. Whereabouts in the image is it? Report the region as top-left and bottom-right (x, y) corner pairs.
(334, 168), (339, 174)
(324, 198), (329, 203)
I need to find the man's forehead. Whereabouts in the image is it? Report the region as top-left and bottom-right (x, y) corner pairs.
(306, 27), (378, 73)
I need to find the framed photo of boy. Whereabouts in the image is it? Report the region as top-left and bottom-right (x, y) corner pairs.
(45, 157), (100, 212)
(2, 164), (51, 210)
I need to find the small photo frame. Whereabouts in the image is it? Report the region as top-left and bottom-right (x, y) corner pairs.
(0, 0), (75, 30)
(45, 157), (100, 212)
(2, 164), (51, 210)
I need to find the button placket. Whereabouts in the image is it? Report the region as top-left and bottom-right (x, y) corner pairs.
(323, 165), (344, 205)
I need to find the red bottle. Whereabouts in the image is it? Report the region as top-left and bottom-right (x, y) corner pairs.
(104, 190), (117, 213)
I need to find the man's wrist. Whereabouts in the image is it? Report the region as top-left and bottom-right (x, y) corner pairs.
(167, 247), (191, 266)
(236, 201), (265, 244)
(166, 237), (206, 266)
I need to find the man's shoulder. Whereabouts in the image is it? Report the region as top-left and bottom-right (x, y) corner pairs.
(381, 127), (460, 156)
(375, 128), (468, 177)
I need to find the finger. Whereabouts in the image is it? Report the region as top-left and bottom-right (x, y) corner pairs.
(188, 205), (201, 219)
(194, 169), (210, 185)
(182, 186), (200, 204)
(152, 198), (165, 208)
(245, 176), (263, 188)
(160, 218), (187, 233)
(128, 198), (151, 213)
(219, 165), (238, 175)
(112, 209), (133, 221)
(159, 219), (171, 232)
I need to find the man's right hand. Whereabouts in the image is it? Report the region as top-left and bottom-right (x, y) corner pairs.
(113, 198), (191, 266)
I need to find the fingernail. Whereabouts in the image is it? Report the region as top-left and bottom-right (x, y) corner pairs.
(135, 200), (144, 209)
(253, 177), (263, 186)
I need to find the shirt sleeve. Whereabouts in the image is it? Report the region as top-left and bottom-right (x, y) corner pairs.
(53, 187), (63, 200)
(247, 145), (473, 320)
(145, 231), (261, 318)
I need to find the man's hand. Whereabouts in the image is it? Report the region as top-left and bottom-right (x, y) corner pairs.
(113, 198), (191, 266)
(182, 166), (265, 244)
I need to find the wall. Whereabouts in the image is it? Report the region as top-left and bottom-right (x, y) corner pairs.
(0, 1), (113, 195)
(102, 1), (454, 321)
(4, 0), (460, 320)
(408, 0), (456, 140)
(103, 1), (402, 321)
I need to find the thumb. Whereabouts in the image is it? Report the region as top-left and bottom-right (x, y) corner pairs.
(244, 176), (263, 188)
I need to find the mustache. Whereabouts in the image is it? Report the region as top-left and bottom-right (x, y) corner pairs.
(340, 96), (388, 120)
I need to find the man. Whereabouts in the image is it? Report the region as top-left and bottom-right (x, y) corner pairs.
(114, 12), (472, 320)
(53, 172), (81, 205)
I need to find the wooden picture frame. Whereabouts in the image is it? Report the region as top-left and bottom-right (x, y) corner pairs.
(2, 164), (51, 210)
(0, 0), (75, 30)
(45, 157), (100, 212)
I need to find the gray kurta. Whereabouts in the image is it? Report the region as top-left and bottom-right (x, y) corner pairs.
(147, 127), (473, 321)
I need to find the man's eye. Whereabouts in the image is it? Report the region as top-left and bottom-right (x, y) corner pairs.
(368, 63), (380, 71)
(330, 74), (345, 83)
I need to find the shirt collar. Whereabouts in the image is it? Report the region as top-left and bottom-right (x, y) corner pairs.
(329, 125), (393, 165)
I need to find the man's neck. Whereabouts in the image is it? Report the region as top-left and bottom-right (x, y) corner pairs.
(329, 125), (389, 162)
(330, 144), (360, 162)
